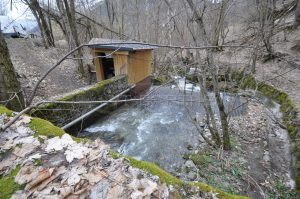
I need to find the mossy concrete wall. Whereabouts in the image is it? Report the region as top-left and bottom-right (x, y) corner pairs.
(231, 71), (300, 197)
(31, 75), (129, 135)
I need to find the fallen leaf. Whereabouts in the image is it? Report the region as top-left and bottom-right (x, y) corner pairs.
(64, 144), (90, 163)
(25, 168), (54, 191)
(13, 143), (38, 158)
(37, 166), (66, 191)
(15, 164), (38, 184)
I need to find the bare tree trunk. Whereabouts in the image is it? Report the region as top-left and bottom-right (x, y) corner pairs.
(153, 2), (162, 73)
(186, 0), (231, 150)
(25, 0), (55, 48)
(256, 0), (275, 57)
(211, 0), (231, 49)
(163, 0), (185, 42)
(105, 0), (116, 39)
(0, 31), (25, 111)
(120, 0), (125, 39)
(294, 0), (300, 27)
(30, 8), (48, 48)
(56, 0), (70, 44)
(135, 0), (141, 41)
(63, 0), (86, 77)
(197, 66), (222, 147)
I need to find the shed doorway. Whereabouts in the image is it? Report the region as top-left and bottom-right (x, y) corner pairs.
(100, 53), (115, 79)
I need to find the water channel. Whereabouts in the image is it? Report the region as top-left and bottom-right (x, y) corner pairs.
(79, 81), (247, 171)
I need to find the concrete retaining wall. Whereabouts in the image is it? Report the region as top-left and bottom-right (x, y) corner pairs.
(31, 75), (129, 134)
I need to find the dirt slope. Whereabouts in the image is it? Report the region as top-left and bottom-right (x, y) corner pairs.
(6, 38), (90, 103)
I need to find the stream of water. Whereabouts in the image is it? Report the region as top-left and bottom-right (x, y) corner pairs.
(79, 82), (247, 171)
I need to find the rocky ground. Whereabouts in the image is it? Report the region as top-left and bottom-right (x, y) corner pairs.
(177, 101), (296, 198)
(0, 113), (176, 199)
(6, 38), (92, 104)
(1, 110), (235, 199)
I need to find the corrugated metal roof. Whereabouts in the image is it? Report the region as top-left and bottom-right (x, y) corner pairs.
(88, 38), (157, 51)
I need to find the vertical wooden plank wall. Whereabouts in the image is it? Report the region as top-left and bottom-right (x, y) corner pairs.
(113, 54), (128, 76)
(128, 50), (153, 84)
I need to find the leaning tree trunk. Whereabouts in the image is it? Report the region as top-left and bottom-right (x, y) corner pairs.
(294, 0), (300, 27)
(0, 31), (25, 111)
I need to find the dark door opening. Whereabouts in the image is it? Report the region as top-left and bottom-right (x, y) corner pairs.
(100, 53), (115, 79)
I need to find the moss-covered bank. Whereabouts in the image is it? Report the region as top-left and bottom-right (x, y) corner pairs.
(110, 151), (248, 199)
(30, 76), (129, 134)
(0, 165), (23, 199)
(0, 105), (13, 117)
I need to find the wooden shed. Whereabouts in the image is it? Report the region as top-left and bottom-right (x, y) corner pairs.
(88, 38), (157, 85)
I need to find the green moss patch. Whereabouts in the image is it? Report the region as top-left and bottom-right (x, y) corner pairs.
(0, 165), (24, 199)
(192, 182), (248, 199)
(0, 105), (13, 117)
(125, 156), (183, 186)
(29, 117), (65, 138)
(154, 75), (170, 85)
(109, 151), (248, 199)
(189, 154), (213, 167)
(29, 117), (82, 143)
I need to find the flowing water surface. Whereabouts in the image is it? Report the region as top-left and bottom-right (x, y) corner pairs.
(80, 83), (247, 171)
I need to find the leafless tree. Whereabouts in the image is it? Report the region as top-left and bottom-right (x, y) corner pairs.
(22, 0), (55, 48)
(0, 31), (25, 111)
(185, 0), (231, 150)
(211, 0), (232, 49)
(294, 0), (300, 27)
(255, 0), (276, 58)
(57, 0), (86, 77)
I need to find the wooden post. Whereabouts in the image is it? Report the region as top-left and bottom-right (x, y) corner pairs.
(92, 50), (104, 81)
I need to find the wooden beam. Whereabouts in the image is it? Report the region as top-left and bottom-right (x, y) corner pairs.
(93, 49), (129, 56)
(92, 50), (104, 81)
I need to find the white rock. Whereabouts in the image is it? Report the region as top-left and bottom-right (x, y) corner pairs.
(16, 126), (30, 136)
(15, 136), (39, 145)
(3, 139), (15, 150)
(28, 153), (42, 161)
(67, 173), (81, 186)
(61, 134), (76, 146)
(131, 190), (143, 199)
(141, 179), (158, 196)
